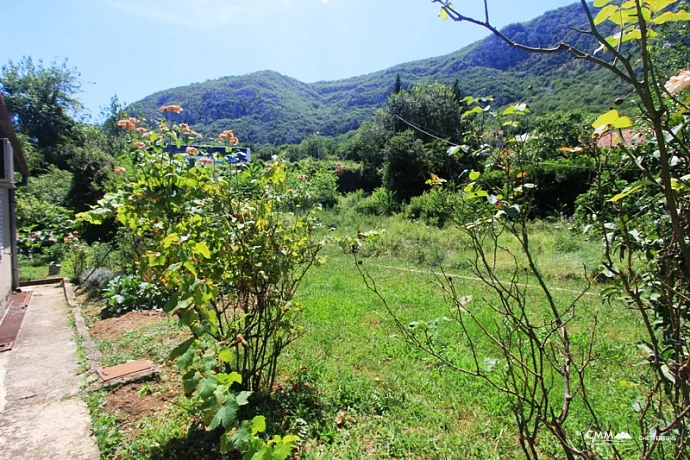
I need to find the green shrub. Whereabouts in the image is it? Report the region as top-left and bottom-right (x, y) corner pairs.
(285, 161), (340, 210)
(80, 122), (319, 456)
(361, 218), (447, 266)
(334, 161), (380, 193)
(405, 187), (465, 227)
(80, 267), (117, 298)
(340, 189), (366, 210)
(356, 187), (398, 216)
(102, 275), (165, 318)
(16, 168), (75, 258)
(573, 171), (638, 232)
(481, 157), (596, 217)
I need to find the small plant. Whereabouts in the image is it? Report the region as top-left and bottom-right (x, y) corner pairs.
(80, 111), (322, 457)
(64, 232), (89, 281)
(356, 187), (398, 216)
(80, 267), (117, 299)
(101, 275), (164, 318)
(405, 186), (467, 227)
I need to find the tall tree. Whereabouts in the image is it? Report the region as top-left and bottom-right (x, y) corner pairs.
(388, 83), (465, 144)
(451, 78), (463, 105)
(393, 73), (402, 94)
(0, 57), (82, 170)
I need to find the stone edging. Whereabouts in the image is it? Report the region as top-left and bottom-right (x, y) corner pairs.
(19, 277), (65, 287)
(61, 279), (102, 375)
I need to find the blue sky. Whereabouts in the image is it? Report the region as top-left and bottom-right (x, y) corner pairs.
(4, 0), (576, 118)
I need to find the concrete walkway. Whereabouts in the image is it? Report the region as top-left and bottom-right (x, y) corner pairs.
(0, 283), (99, 459)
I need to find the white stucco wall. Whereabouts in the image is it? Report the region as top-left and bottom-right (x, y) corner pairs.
(0, 187), (12, 305)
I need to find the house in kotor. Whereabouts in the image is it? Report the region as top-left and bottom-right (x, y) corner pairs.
(0, 94), (30, 309)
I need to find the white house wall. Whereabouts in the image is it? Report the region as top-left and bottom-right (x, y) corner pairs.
(0, 187), (12, 305)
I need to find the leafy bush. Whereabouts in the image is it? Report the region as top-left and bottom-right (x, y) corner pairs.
(284, 160), (340, 210)
(355, 187), (398, 216)
(333, 161), (380, 193)
(405, 187), (466, 227)
(480, 156), (596, 217)
(80, 117), (320, 457)
(382, 130), (433, 202)
(80, 267), (117, 298)
(360, 218), (446, 266)
(573, 171), (638, 232)
(102, 275), (165, 318)
(16, 167), (76, 259)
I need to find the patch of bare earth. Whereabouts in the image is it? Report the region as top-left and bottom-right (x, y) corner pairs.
(89, 310), (167, 341)
(104, 380), (179, 423)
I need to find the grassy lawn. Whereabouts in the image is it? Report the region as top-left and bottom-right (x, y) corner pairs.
(85, 219), (647, 459)
(19, 254), (80, 282)
(18, 254), (51, 281)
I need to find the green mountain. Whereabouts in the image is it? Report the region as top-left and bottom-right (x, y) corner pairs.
(132, 2), (625, 145)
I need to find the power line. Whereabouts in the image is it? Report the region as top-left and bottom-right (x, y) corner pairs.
(393, 114), (641, 173)
(393, 115), (458, 147)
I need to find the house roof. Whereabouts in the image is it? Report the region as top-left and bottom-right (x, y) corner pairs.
(596, 129), (646, 149)
(0, 94), (29, 177)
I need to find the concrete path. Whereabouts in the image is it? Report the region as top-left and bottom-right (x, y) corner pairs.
(0, 283), (99, 459)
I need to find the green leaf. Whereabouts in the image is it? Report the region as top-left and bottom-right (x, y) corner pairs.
(218, 347), (234, 363)
(170, 338), (196, 361)
(220, 433), (233, 453)
(251, 415), (267, 435)
(182, 370), (201, 395)
(207, 396), (240, 431)
(593, 0), (612, 6)
(272, 444), (293, 460)
(440, 8), (449, 20)
(654, 10), (690, 24)
(661, 364), (676, 383)
(281, 434), (300, 444)
(162, 232), (179, 248)
(592, 109), (621, 128)
(236, 391), (252, 406)
(647, 0), (677, 12)
(609, 180), (653, 202)
(469, 170), (481, 181)
(183, 261), (198, 278)
(217, 372), (242, 386)
(502, 103), (529, 116)
(178, 341), (197, 368)
(461, 106), (483, 119)
(611, 116), (633, 129)
(594, 4), (619, 24)
(197, 376), (218, 398)
(230, 424), (251, 450)
(505, 204), (521, 218)
(193, 241), (212, 259)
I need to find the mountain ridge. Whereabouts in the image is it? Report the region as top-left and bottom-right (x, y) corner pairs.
(132, 2), (624, 145)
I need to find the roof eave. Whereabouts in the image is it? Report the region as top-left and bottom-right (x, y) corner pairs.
(0, 94), (29, 177)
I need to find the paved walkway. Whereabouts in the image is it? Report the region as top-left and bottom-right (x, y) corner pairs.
(0, 283), (99, 459)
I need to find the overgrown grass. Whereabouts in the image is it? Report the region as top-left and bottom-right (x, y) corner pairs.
(276, 246), (642, 458)
(86, 213), (646, 458)
(18, 255), (50, 281)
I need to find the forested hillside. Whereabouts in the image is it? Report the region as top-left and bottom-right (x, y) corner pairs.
(132, 2), (623, 144)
